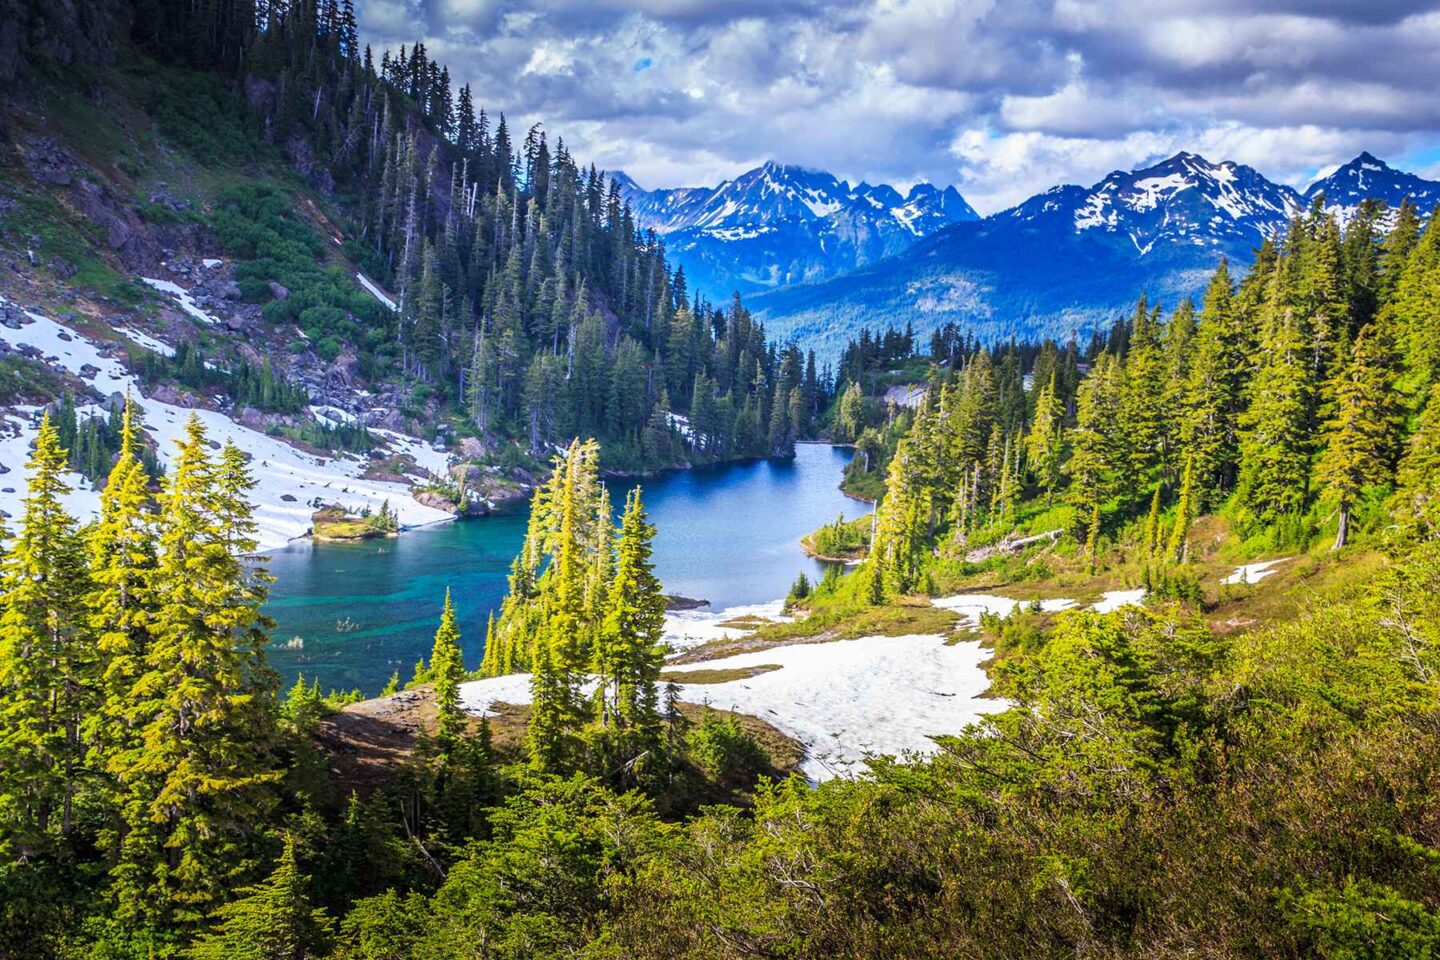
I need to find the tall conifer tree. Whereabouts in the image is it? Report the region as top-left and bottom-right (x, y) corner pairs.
(0, 415), (92, 853)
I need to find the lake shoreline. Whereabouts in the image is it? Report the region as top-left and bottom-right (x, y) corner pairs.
(264, 444), (874, 695)
(262, 448), (826, 556)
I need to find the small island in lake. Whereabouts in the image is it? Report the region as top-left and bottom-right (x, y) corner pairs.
(310, 502), (401, 542)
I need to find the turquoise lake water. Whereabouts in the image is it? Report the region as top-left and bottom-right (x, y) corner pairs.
(263, 444), (870, 695)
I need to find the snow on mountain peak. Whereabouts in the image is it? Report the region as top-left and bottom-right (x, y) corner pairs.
(1060, 152), (1302, 251)
(1303, 152), (1440, 225)
(610, 162), (979, 300)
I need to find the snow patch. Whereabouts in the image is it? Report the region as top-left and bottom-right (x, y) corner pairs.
(663, 600), (790, 651)
(1074, 191), (1116, 231)
(933, 592), (1076, 627)
(356, 273), (398, 312)
(0, 298), (452, 549)
(139, 277), (219, 325)
(1221, 557), (1291, 585)
(1127, 173), (1190, 212)
(459, 630), (1006, 782)
(704, 225), (772, 242)
(1092, 588), (1146, 613)
(115, 327), (176, 357)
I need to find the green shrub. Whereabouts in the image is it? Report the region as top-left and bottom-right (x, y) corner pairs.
(686, 710), (767, 783)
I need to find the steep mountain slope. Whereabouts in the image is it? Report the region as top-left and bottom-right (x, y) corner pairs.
(0, 15), (814, 548)
(0, 65), (465, 546)
(752, 151), (1440, 354)
(616, 162), (978, 300)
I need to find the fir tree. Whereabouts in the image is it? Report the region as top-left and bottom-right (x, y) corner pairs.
(1236, 308), (1314, 530)
(189, 835), (331, 960)
(110, 415), (280, 925)
(428, 590), (467, 754)
(1181, 262), (1246, 504)
(0, 415), (93, 854)
(1143, 486), (1162, 558)
(1396, 382), (1440, 540)
(87, 397), (159, 843)
(1167, 456), (1195, 564)
(1316, 325), (1399, 549)
(1026, 371), (1065, 505)
(593, 488), (665, 753)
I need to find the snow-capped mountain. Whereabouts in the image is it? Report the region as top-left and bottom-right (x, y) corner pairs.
(1029, 151), (1303, 256)
(749, 151), (1439, 357)
(614, 162), (978, 300)
(1304, 151), (1440, 225)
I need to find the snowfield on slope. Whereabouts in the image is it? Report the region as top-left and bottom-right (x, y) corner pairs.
(458, 590), (1149, 782)
(0, 298), (453, 549)
(458, 630), (1004, 783)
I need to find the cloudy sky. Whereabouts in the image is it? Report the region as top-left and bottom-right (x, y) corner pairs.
(357, 0), (1440, 214)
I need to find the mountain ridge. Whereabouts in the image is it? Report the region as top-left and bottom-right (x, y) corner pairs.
(614, 162), (978, 300)
(746, 149), (1439, 355)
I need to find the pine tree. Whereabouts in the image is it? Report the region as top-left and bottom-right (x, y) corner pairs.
(526, 631), (571, 772)
(110, 415), (280, 925)
(869, 439), (928, 594)
(1118, 296), (1167, 487)
(1167, 456), (1194, 564)
(1181, 262), (1246, 504)
(1396, 382), (1440, 539)
(1143, 486), (1162, 558)
(87, 397), (159, 841)
(832, 382), (866, 444)
(1236, 308), (1314, 530)
(1315, 325), (1399, 549)
(1025, 371), (1064, 505)
(428, 590), (467, 753)
(1067, 353), (1122, 520)
(1083, 502), (1102, 575)
(189, 835), (331, 960)
(593, 488), (665, 752)
(0, 415), (93, 855)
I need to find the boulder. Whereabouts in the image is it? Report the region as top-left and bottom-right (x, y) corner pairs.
(0, 304), (29, 329)
(456, 436), (487, 459)
(268, 281), (290, 300)
(326, 349), (360, 388)
(413, 490), (459, 515)
(449, 462), (484, 485)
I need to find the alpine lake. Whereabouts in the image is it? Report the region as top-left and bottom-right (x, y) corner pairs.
(263, 443), (871, 695)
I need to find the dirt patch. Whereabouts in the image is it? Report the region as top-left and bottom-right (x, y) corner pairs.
(659, 664), (782, 684)
(315, 683), (805, 796)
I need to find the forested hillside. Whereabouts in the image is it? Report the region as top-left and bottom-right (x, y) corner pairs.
(0, 0), (823, 494)
(860, 196), (1438, 585)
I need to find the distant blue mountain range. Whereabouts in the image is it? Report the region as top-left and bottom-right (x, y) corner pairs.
(612, 161), (978, 302)
(622, 151), (1440, 356)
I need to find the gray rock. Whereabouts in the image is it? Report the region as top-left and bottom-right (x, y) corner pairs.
(268, 281), (290, 300)
(0, 304), (28, 329)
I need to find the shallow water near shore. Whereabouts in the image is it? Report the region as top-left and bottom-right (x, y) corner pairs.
(263, 444), (871, 695)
